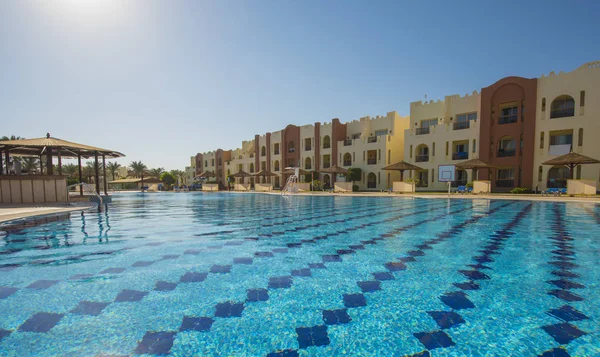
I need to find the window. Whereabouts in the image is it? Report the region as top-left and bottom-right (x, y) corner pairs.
(549, 133), (573, 146)
(580, 91), (585, 107)
(205, 160), (208, 167)
(274, 143), (280, 155)
(416, 145), (429, 162)
(387, 150), (391, 164)
(456, 112), (477, 122)
(472, 139), (476, 153)
(432, 142), (436, 156)
(323, 136), (331, 149)
(343, 153), (352, 166)
(261, 146), (266, 157)
(578, 128), (583, 146)
(211, 159), (215, 166)
(304, 138), (312, 151)
(375, 129), (388, 136)
(409, 145), (413, 159)
(352, 133), (361, 140)
(288, 141), (295, 153)
(499, 106), (518, 124)
(498, 137), (516, 157)
(445, 142), (449, 156)
(496, 168), (514, 187)
(218, 158), (222, 165)
(305, 157), (312, 170)
(538, 166), (543, 182)
(577, 165), (582, 179)
(421, 118), (438, 127)
(431, 169), (435, 183)
(542, 98), (546, 111)
(249, 163), (254, 173)
(323, 154), (331, 168)
(550, 95), (575, 118)
(540, 132), (544, 149)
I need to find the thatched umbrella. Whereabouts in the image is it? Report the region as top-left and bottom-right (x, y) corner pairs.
(319, 165), (349, 186)
(542, 152), (600, 179)
(455, 158), (495, 181)
(253, 169), (277, 184)
(231, 170), (252, 184)
(196, 171), (217, 183)
(383, 161), (423, 181)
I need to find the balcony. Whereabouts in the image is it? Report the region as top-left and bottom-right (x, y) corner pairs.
(305, 146), (311, 151)
(415, 155), (429, 162)
(367, 136), (377, 143)
(249, 154), (254, 158)
(305, 165), (312, 170)
(550, 108), (575, 119)
(498, 115), (517, 125)
(288, 148), (296, 153)
(367, 182), (376, 189)
(274, 150), (280, 155)
(344, 139), (352, 146)
(323, 163), (331, 168)
(495, 179), (514, 188)
(416, 127), (430, 135)
(343, 160), (351, 166)
(453, 121), (470, 130)
(452, 152), (469, 160)
(497, 149), (516, 158)
(367, 158), (377, 165)
(323, 144), (331, 149)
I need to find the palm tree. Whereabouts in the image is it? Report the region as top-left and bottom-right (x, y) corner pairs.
(0, 135), (23, 141)
(170, 169), (185, 185)
(106, 162), (122, 181)
(129, 161), (148, 189)
(62, 163), (79, 178)
(83, 161), (104, 183)
(149, 167), (165, 180)
(21, 157), (39, 173)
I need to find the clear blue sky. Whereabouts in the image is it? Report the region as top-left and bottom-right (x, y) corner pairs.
(1, 0), (599, 170)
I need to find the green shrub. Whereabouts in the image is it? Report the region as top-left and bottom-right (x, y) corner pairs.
(66, 177), (79, 186)
(352, 185), (359, 192)
(404, 177), (419, 184)
(466, 182), (473, 188)
(311, 180), (323, 191)
(509, 187), (533, 194)
(346, 168), (362, 183)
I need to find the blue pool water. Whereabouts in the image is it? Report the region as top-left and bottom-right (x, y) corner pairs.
(0, 193), (599, 357)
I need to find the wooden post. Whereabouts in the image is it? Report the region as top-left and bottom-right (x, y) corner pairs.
(5, 151), (10, 174)
(58, 149), (62, 175)
(46, 147), (53, 175)
(94, 151), (100, 195)
(39, 154), (43, 174)
(102, 155), (107, 195)
(78, 153), (83, 196)
(0, 150), (3, 175)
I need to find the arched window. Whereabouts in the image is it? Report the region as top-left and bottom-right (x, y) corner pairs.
(323, 135), (331, 149)
(367, 172), (377, 189)
(343, 153), (352, 166)
(497, 136), (516, 157)
(322, 174), (331, 188)
(415, 144), (429, 162)
(261, 146), (266, 157)
(305, 157), (312, 170)
(204, 160), (208, 167)
(288, 141), (295, 153)
(547, 166), (569, 188)
(274, 160), (280, 172)
(249, 163), (255, 173)
(550, 95), (575, 118)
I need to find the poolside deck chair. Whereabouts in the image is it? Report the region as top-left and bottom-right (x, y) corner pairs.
(465, 187), (473, 194)
(541, 188), (558, 196)
(455, 185), (466, 194)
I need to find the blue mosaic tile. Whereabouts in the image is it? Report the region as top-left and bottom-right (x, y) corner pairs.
(336, 249), (355, 255)
(179, 316), (214, 332)
(115, 289), (148, 302)
(551, 270), (580, 279)
(268, 276), (293, 289)
(162, 254), (179, 259)
(184, 249), (201, 255)
(255, 251), (275, 258)
(403, 351), (430, 357)
(180, 272), (208, 283)
(538, 347), (571, 357)
(210, 265), (232, 274)
(413, 330), (455, 349)
(70, 301), (110, 316)
(26, 280), (59, 290)
(349, 244), (365, 250)
(548, 279), (585, 290)
(427, 311), (465, 329)
(547, 305), (589, 322)
(343, 293), (367, 308)
(548, 289), (584, 302)
(400, 256), (417, 263)
(18, 312), (64, 332)
(408, 250), (425, 257)
(214, 301), (244, 318)
(287, 243), (302, 248)
(322, 255), (342, 263)
(267, 349), (299, 357)
(272, 248), (289, 253)
(542, 322), (586, 344)
(70, 274), (94, 280)
(291, 269), (312, 277)
(440, 291), (475, 310)
(459, 270), (490, 280)
(416, 244), (433, 250)
(548, 261), (578, 269)
(372, 272), (394, 281)
(385, 262), (406, 271)
(296, 325), (330, 349)
(132, 261), (154, 267)
(100, 268), (125, 274)
(247, 288), (269, 302)
(357, 281), (381, 293)
(155, 281), (178, 292)
(233, 257), (253, 265)
(224, 241), (244, 246)
(308, 263), (326, 269)
(322, 309), (352, 325)
(0, 329), (10, 341)
(134, 331), (176, 355)
(453, 281), (480, 291)
(474, 255), (494, 263)
(0, 263), (21, 272)
(0, 286), (19, 299)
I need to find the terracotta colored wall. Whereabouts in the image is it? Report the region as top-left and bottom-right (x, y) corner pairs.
(331, 118), (347, 166)
(254, 135), (260, 171)
(479, 76), (537, 191)
(195, 153), (203, 175)
(266, 133), (271, 183)
(282, 125), (300, 168)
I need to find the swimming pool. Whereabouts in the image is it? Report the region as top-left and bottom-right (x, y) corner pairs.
(0, 193), (598, 356)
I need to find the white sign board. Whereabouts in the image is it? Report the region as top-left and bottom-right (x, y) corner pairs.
(438, 165), (456, 182)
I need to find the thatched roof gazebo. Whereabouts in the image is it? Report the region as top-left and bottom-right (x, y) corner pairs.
(455, 158), (495, 180)
(383, 161), (423, 181)
(231, 170), (252, 183)
(0, 133), (124, 196)
(542, 152), (600, 179)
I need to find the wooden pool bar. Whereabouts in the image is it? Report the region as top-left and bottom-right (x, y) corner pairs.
(0, 175), (68, 204)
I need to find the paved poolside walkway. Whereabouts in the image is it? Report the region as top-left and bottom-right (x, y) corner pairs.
(0, 203), (96, 223)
